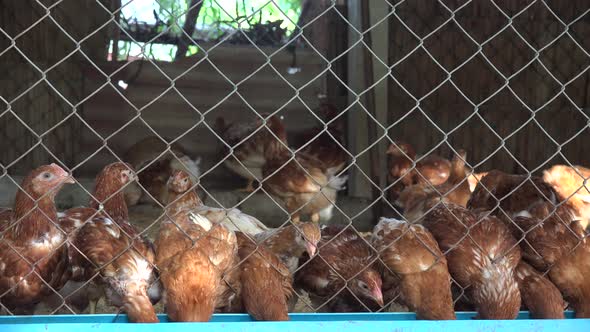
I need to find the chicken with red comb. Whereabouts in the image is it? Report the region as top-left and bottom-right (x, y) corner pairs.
(0, 163), (73, 314)
(295, 225), (384, 312)
(372, 217), (455, 320)
(61, 162), (159, 322)
(422, 204), (522, 319)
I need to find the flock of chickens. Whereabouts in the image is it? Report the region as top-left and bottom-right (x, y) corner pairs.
(1, 102), (590, 322)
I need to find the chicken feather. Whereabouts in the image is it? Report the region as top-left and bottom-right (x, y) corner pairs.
(372, 217), (455, 320)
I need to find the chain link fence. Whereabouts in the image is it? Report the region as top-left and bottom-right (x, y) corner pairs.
(1, 0), (590, 320)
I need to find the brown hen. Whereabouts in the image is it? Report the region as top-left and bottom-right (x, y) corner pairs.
(165, 170), (268, 237)
(251, 221), (321, 312)
(155, 211), (238, 321)
(164, 170), (318, 315)
(372, 218), (455, 320)
(511, 202), (590, 317)
(467, 170), (558, 222)
(422, 204), (522, 319)
(63, 163), (159, 322)
(216, 113), (287, 192)
(253, 222), (321, 274)
(235, 232), (293, 320)
(262, 118), (348, 223)
(156, 171), (240, 321)
(295, 225), (383, 312)
(123, 136), (201, 207)
(543, 164), (590, 229)
(0, 164), (73, 314)
(515, 261), (565, 319)
(386, 142), (452, 202)
(294, 102), (348, 176)
(397, 149), (471, 222)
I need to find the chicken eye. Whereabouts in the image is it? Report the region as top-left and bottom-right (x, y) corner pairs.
(42, 172), (53, 180)
(182, 178), (188, 184)
(359, 282), (369, 290)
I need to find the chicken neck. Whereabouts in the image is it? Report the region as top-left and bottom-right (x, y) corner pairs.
(89, 177), (129, 222)
(165, 189), (202, 216)
(11, 189), (59, 241)
(122, 287), (159, 323)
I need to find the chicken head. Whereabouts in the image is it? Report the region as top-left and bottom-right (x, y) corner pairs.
(348, 268), (384, 307)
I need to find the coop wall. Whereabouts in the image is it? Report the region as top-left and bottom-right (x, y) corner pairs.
(79, 44), (327, 187)
(387, 0), (590, 173)
(0, 0), (115, 174)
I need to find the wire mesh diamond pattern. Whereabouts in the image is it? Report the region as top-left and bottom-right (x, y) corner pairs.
(0, 0), (590, 321)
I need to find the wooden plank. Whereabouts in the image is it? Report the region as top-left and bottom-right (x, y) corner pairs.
(346, 0), (372, 199)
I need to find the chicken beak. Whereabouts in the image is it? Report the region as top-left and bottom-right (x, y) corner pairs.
(306, 242), (317, 257)
(373, 288), (384, 307)
(386, 145), (396, 155)
(63, 175), (75, 184)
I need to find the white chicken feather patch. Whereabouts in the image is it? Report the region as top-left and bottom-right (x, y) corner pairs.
(318, 205), (335, 221)
(30, 232), (64, 249)
(189, 213), (212, 231)
(372, 217), (406, 242)
(327, 174), (348, 191)
(513, 210), (532, 218)
(126, 252), (153, 283)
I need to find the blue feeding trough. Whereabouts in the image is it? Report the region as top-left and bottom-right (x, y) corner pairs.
(0, 312), (588, 332)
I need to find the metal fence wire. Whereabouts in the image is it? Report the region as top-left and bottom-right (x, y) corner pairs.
(1, 0), (590, 320)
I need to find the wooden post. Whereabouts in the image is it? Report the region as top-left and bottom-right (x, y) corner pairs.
(370, 0), (390, 204)
(346, 0), (372, 199)
(346, 0), (389, 205)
